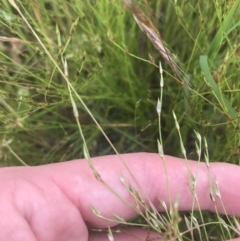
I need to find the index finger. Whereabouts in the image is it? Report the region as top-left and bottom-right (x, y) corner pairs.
(48, 152), (240, 227)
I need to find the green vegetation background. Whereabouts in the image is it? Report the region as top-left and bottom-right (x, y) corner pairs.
(0, 0), (239, 166)
(0, 0), (240, 239)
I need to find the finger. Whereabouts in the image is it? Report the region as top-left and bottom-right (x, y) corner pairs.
(89, 228), (161, 241)
(89, 228), (240, 241)
(40, 153), (240, 227)
(0, 209), (37, 241)
(0, 167), (88, 241)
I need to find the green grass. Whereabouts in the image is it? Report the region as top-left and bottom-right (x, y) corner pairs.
(0, 0), (240, 239)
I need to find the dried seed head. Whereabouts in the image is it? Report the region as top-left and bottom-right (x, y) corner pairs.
(157, 139), (164, 157)
(180, 142), (186, 158)
(63, 58), (68, 77)
(194, 130), (202, 143)
(56, 25), (62, 48)
(148, 52), (155, 64)
(210, 187), (215, 203)
(184, 215), (191, 230)
(128, 183), (136, 196)
(113, 214), (126, 223)
(219, 217), (228, 230)
(150, 217), (159, 228)
(214, 180), (221, 199)
(72, 101), (79, 118)
(172, 111), (180, 130)
(108, 227), (114, 241)
(204, 152), (209, 167)
(159, 61), (163, 75)
(121, 0), (185, 81)
(120, 172), (125, 184)
(233, 217), (240, 234)
(83, 143), (90, 160)
(190, 172), (196, 187)
(159, 61), (164, 88)
(91, 206), (102, 217)
(159, 199), (167, 211)
(195, 142), (200, 159)
(93, 170), (102, 181)
(156, 98), (161, 115)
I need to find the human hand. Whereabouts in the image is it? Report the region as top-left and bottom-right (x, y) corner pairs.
(0, 153), (240, 241)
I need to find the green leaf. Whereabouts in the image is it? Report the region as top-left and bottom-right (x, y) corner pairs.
(199, 55), (237, 120)
(207, 0), (240, 58)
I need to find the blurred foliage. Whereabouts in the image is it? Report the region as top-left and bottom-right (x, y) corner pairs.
(0, 0), (239, 165)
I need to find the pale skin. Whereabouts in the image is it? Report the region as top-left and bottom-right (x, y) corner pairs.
(0, 152), (240, 241)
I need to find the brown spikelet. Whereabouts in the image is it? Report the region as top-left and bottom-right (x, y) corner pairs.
(121, 0), (185, 81)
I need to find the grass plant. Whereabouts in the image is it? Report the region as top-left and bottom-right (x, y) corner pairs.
(0, 0), (240, 240)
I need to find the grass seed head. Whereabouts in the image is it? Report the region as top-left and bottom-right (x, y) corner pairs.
(108, 227), (114, 241)
(91, 205), (103, 218)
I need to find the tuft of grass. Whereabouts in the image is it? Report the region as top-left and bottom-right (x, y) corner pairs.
(0, 0), (240, 240)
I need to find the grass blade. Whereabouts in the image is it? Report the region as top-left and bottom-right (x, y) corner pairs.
(199, 55), (237, 120)
(207, 0), (240, 58)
